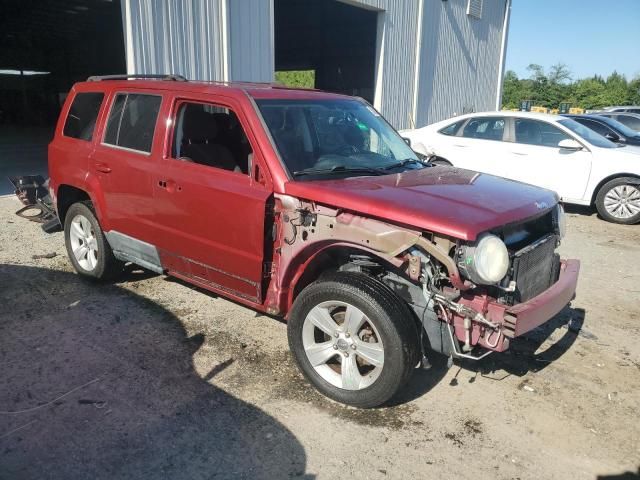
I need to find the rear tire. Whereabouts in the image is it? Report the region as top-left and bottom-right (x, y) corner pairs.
(287, 272), (419, 408)
(64, 202), (123, 280)
(595, 177), (640, 224)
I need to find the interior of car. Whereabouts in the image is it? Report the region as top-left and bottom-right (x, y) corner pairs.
(173, 103), (252, 174)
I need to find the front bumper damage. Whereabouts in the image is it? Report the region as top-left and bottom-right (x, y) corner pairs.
(445, 259), (580, 356)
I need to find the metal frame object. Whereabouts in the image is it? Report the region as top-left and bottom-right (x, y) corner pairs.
(9, 176), (60, 231)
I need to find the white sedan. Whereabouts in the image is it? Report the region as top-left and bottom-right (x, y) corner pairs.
(401, 111), (640, 224)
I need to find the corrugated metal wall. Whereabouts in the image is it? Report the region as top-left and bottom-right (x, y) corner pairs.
(122, 0), (508, 129)
(122, 0), (230, 81)
(228, 0), (274, 82)
(415, 0), (508, 127)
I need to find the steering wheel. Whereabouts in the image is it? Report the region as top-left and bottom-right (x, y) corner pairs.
(335, 144), (360, 156)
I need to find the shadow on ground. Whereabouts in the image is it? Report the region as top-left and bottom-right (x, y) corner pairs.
(455, 305), (587, 383)
(0, 264), (311, 479)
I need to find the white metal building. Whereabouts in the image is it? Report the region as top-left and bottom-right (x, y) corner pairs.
(122, 0), (510, 130)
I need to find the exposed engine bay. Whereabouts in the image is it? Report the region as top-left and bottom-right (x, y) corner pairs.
(270, 194), (574, 361)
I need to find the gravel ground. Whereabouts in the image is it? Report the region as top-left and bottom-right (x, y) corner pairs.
(1, 195), (639, 480)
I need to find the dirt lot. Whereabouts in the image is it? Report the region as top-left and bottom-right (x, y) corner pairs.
(1, 195), (639, 480)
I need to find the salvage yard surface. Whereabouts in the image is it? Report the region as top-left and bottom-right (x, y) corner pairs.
(0, 195), (639, 479)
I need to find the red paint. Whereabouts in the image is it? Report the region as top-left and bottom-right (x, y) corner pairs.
(284, 168), (559, 241)
(49, 79), (578, 350)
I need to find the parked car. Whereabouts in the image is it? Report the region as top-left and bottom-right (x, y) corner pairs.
(600, 106), (640, 114)
(562, 114), (640, 147)
(401, 111), (640, 224)
(42, 75), (579, 408)
(594, 112), (640, 132)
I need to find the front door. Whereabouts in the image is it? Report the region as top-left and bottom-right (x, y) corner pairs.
(506, 118), (592, 201)
(152, 95), (272, 304)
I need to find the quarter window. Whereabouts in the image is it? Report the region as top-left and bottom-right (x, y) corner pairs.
(439, 120), (464, 136)
(461, 117), (505, 141)
(171, 102), (252, 174)
(63, 92), (104, 141)
(514, 119), (570, 147)
(103, 93), (161, 153)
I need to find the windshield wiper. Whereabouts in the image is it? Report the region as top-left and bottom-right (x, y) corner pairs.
(381, 158), (428, 170)
(293, 165), (386, 177)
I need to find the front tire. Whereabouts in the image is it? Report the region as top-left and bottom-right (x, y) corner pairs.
(595, 177), (640, 224)
(64, 202), (123, 280)
(287, 272), (419, 408)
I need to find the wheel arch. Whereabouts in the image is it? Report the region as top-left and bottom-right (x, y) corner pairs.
(285, 243), (404, 317)
(590, 173), (640, 205)
(56, 178), (110, 230)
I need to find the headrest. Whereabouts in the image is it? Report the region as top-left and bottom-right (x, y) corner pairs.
(182, 106), (217, 141)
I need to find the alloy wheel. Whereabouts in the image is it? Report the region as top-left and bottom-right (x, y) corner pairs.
(68, 214), (99, 271)
(603, 184), (640, 220)
(302, 301), (384, 391)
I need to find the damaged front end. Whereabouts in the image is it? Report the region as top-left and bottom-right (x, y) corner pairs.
(8, 176), (61, 233)
(269, 194), (580, 361)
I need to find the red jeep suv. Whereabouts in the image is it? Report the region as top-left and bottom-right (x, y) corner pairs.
(47, 75), (580, 407)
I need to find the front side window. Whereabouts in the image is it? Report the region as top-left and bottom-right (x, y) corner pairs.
(171, 102), (252, 174)
(514, 119), (571, 147)
(103, 93), (161, 153)
(63, 92), (104, 141)
(461, 117), (505, 141)
(255, 99), (419, 179)
(574, 118), (612, 138)
(558, 119), (617, 148)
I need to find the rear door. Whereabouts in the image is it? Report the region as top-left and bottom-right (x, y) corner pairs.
(151, 94), (272, 304)
(91, 90), (163, 244)
(445, 116), (512, 177)
(505, 117), (592, 201)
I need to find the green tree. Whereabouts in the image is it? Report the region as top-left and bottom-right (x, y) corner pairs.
(628, 77), (640, 104)
(275, 70), (315, 88)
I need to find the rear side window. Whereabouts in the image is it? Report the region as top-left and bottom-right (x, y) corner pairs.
(63, 92), (104, 141)
(438, 120), (464, 136)
(103, 93), (162, 153)
(462, 117), (505, 141)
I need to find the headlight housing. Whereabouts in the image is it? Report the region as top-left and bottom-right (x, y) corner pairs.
(554, 203), (566, 239)
(459, 234), (510, 285)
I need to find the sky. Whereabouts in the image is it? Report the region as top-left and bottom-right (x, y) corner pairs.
(505, 0), (640, 81)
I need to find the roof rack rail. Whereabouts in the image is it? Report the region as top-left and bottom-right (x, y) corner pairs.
(87, 74), (187, 82)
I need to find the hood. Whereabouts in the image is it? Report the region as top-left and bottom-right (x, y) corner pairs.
(284, 167), (558, 241)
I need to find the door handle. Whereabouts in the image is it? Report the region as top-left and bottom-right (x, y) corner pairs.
(511, 151), (528, 156)
(94, 162), (112, 173)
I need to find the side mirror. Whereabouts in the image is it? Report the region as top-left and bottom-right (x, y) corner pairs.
(402, 137), (411, 147)
(558, 139), (583, 151)
(604, 132), (620, 142)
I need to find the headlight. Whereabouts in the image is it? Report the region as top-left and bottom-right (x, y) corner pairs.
(459, 234), (509, 285)
(554, 204), (566, 239)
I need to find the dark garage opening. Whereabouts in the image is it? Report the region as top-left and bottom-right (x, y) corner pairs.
(0, 0), (125, 193)
(274, 0), (378, 104)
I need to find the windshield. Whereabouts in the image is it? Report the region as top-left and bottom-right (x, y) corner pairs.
(558, 118), (619, 148)
(597, 116), (640, 138)
(255, 99), (421, 179)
